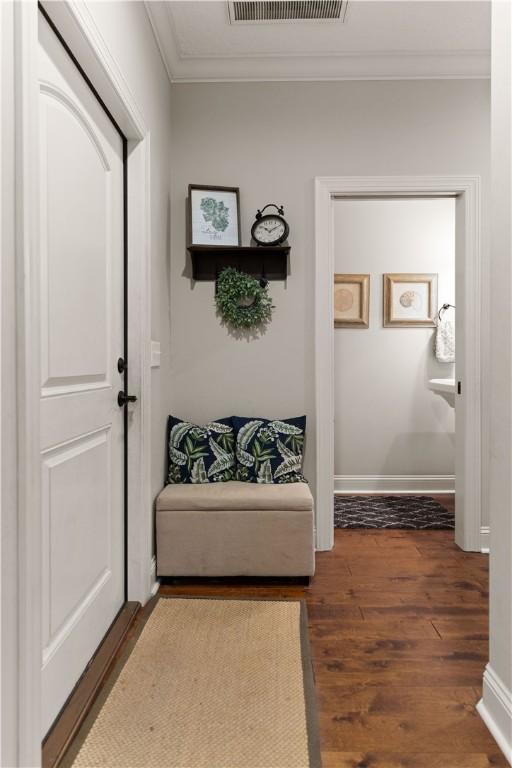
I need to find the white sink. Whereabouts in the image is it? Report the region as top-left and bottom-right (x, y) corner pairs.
(428, 378), (456, 408)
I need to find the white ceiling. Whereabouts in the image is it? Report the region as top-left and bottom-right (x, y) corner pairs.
(145, 0), (491, 82)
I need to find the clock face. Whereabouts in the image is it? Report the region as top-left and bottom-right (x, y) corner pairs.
(253, 216), (287, 245)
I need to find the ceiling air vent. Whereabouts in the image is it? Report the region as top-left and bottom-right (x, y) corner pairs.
(228, 1), (348, 24)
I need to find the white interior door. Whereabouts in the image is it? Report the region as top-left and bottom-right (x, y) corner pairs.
(454, 188), (481, 552)
(454, 192), (466, 548)
(38, 12), (125, 736)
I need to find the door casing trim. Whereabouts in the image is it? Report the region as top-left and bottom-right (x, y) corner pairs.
(6, 2), (153, 764)
(314, 175), (482, 553)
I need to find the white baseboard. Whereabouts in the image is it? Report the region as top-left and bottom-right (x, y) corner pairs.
(480, 525), (490, 554)
(334, 474), (455, 494)
(477, 665), (512, 765)
(150, 555), (159, 597)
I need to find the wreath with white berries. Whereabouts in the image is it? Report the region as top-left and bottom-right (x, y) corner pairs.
(215, 267), (274, 329)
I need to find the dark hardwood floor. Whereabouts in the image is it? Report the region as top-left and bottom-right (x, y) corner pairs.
(55, 492), (505, 768)
(160, 502), (506, 768)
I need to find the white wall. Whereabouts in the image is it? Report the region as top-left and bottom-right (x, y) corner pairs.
(477, 2), (512, 762)
(333, 198), (455, 486)
(169, 80), (489, 512)
(84, 2), (172, 501)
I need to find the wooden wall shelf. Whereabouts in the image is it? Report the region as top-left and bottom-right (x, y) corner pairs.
(187, 244), (290, 281)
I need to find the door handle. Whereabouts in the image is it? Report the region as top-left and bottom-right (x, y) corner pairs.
(117, 391), (137, 407)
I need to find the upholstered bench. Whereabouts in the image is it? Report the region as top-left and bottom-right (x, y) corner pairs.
(156, 481), (315, 578)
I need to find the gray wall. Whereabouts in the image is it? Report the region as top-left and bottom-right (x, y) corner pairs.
(334, 198), (455, 479)
(169, 80), (490, 500)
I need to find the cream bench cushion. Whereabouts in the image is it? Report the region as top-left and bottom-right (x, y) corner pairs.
(156, 481), (315, 578)
(156, 480), (313, 512)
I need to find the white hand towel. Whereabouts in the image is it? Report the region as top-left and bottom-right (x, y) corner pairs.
(435, 318), (455, 363)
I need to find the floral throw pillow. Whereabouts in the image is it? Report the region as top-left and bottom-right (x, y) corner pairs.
(232, 416), (307, 484)
(167, 416), (235, 484)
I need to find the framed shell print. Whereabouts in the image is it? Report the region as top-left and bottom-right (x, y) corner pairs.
(334, 274), (370, 328)
(383, 273), (438, 327)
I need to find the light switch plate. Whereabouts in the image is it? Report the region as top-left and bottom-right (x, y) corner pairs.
(151, 340), (161, 368)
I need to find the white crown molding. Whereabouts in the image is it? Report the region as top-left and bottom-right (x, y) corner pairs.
(334, 475), (455, 493)
(145, 2), (490, 83)
(144, 1), (178, 85)
(170, 53), (490, 83)
(177, 47), (489, 62)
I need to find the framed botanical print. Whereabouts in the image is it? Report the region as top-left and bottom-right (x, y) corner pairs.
(383, 273), (438, 327)
(334, 274), (370, 328)
(188, 184), (241, 247)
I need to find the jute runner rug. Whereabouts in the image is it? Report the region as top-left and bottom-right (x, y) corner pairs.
(65, 597), (321, 768)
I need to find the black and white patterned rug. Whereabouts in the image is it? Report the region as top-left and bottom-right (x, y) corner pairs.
(334, 495), (454, 530)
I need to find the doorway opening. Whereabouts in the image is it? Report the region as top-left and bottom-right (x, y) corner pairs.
(333, 197), (456, 531)
(314, 176), (482, 553)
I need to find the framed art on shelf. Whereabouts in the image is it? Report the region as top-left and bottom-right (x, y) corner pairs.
(188, 184), (241, 247)
(383, 273), (438, 327)
(334, 274), (370, 328)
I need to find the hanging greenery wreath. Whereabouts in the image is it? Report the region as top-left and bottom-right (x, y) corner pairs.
(215, 267), (274, 329)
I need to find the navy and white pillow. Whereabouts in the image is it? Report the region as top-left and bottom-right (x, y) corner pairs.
(167, 416), (235, 484)
(232, 416), (307, 484)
